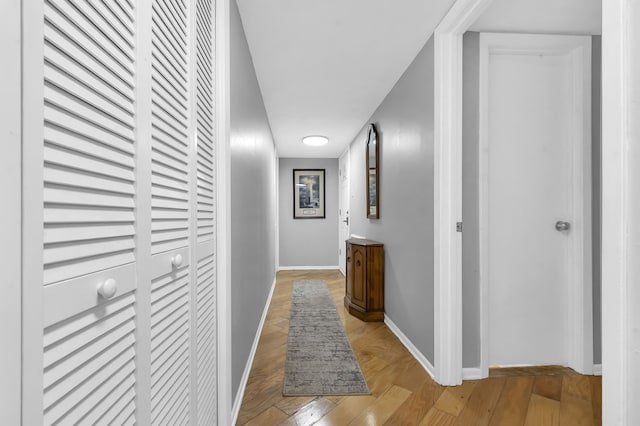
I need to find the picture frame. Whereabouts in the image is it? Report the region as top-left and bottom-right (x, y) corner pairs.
(293, 169), (325, 219)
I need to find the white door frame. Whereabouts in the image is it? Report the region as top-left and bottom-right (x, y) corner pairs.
(601, 0), (640, 423)
(338, 148), (351, 275)
(0, 0), (22, 423)
(478, 33), (593, 377)
(216, 0), (233, 423)
(433, 0), (495, 386)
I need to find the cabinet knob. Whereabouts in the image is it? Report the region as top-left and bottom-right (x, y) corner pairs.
(356, 260), (361, 266)
(97, 278), (118, 299)
(171, 254), (183, 268)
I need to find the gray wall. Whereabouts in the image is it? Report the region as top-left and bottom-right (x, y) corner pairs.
(279, 158), (339, 267)
(348, 36), (436, 362)
(462, 32), (481, 368)
(230, 0), (277, 400)
(460, 33), (603, 368)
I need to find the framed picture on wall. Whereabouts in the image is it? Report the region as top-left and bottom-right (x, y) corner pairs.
(293, 169), (325, 219)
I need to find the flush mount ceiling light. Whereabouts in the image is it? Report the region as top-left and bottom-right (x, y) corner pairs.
(302, 135), (328, 146)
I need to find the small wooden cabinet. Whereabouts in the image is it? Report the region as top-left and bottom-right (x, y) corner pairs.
(344, 238), (384, 321)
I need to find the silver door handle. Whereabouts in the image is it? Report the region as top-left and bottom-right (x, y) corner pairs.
(555, 221), (570, 231)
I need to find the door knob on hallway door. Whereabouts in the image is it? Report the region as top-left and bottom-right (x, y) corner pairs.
(555, 221), (570, 231)
(172, 254), (183, 267)
(97, 278), (118, 299)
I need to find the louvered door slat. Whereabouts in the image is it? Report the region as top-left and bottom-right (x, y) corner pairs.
(44, 333), (135, 391)
(43, 24), (134, 102)
(45, 65), (135, 127)
(65, 0), (134, 56)
(150, 264), (190, 424)
(44, 126), (135, 168)
(44, 86), (134, 142)
(45, 105), (134, 156)
(44, 164), (134, 195)
(44, 224), (135, 245)
(45, 207), (135, 224)
(43, 291), (137, 425)
(49, 0), (134, 70)
(43, 151), (134, 186)
(196, 249), (216, 425)
(150, 0), (190, 256)
(95, 386), (136, 425)
(83, 0), (134, 46)
(44, 344), (135, 417)
(44, 2), (134, 88)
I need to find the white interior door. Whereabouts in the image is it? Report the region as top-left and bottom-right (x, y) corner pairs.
(338, 149), (350, 274)
(480, 33), (592, 369)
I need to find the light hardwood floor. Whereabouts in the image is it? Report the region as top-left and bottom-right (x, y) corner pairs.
(236, 270), (601, 425)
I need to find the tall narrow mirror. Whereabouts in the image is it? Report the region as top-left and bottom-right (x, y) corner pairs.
(366, 123), (379, 218)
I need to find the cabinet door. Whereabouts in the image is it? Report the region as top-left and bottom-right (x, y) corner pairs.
(346, 242), (353, 300)
(31, 0), (140, 423)
(351, 245), (367, 309)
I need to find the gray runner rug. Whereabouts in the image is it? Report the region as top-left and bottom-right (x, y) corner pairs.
(283, 280), (370, 396)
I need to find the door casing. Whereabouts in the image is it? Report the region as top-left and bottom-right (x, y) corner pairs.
(338, 148), (351, 275)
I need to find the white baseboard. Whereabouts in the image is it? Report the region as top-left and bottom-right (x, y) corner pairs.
(384, 315), (435, 380)
(593, 364), (602, 376)
(462, 367), (483, 380)
(278, 265), (340, 271)
(231, 276), (277, 425)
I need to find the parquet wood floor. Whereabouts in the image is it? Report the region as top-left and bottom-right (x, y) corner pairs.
(236, 270), (601, 425)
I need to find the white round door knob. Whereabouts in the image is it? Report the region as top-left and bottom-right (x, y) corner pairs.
(97, 278), (118, 299)
(172, 254), (183, 268)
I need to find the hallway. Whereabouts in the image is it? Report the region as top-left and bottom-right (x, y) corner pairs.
(236, 270), (602, 425)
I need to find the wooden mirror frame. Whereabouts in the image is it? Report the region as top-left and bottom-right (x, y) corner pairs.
(366, 123), (379, 219)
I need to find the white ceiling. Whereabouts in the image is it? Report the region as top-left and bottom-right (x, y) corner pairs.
(236, 0), (601, 159)
(236, 0), (456, 158)
(470, 0), (601, 34)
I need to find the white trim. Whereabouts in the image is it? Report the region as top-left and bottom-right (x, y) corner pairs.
(21, 0), (45, 423)
(384, 315), (435, 380)
(278, 265), (340, 271)
(216, 0), (232, 423)
(0, 1), (22, 423)
(462, 368), (483, 380)
(478, 33), (593, 378)
(601, 0), (638, 423)
(231, 276), (277, 425)
(433, 0), (495, 387)
(593, 364), (602, 376)
(133, 2), (154, 422)
(275, 153), (280, 272)
(350, 234), (366, 239)
(338, 148), (351, 275)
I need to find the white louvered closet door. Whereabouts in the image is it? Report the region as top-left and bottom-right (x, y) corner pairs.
(148, 0), (193, 423)
(40, 0), (138, 424)
(22, 0), (218, 424)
